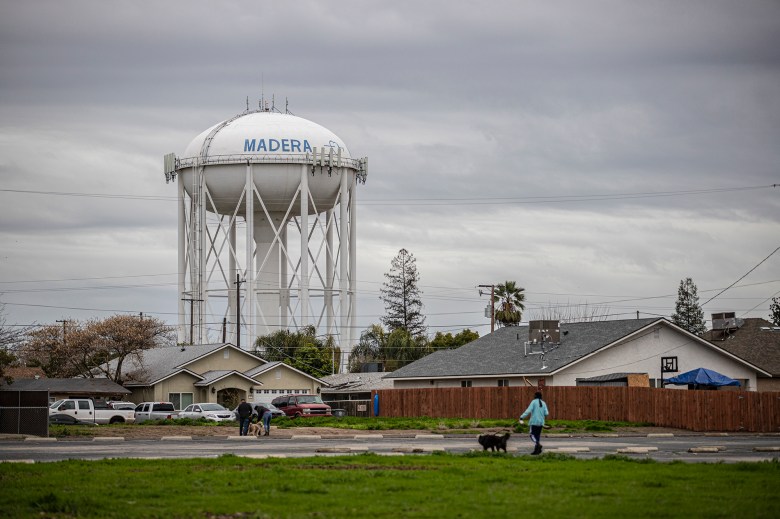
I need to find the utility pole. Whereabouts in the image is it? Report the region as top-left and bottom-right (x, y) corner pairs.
(235, 274), (245, 348)
(222, 318), (227, 343)
(181, 298), (203, 345)
(55, 319), (69, 347)
(478, 284), (496, 333)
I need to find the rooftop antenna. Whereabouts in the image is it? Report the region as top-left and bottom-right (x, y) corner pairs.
(286, 97), (289, 114)
(272, 94), (275, 111)
(260, 72), (264, 111)
(246, 96), (249, 112)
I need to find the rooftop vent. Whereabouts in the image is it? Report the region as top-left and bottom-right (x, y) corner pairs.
(711, 312), (737, 330)
(711, 312), (742, 341)
(528, 320), (560, 344)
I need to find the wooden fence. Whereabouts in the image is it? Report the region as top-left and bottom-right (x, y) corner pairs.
(372, 387), (780, 433)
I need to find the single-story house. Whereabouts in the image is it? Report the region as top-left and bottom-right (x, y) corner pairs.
(385, 318), (770, 390)
(103, 343), (330, 410)
(703, 316), (780, 392)
(0, 377), (130, 403)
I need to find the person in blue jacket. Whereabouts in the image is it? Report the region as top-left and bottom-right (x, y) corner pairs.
(519, 391), (549, 455)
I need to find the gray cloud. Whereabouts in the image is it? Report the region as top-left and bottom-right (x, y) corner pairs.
(1, 0), (778, 334)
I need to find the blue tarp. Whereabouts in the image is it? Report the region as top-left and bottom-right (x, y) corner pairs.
(665, 367), (740, 387)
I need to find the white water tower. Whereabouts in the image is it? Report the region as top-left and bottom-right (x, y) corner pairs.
(164, 106), (367, 371)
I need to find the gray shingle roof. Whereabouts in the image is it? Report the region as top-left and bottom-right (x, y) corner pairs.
(385, 318), (662, 379)
(320, 372), (394, 393)
(109, 344), (264, 385)
(703, 318), (780, 376)
(0, 378), (130, 394)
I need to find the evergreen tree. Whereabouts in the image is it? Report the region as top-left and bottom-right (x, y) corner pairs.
(671, 278), (706, 335)
(380, 249), (427, 338)
(770, 297), (780, 326)
(493, 281), (526, 327)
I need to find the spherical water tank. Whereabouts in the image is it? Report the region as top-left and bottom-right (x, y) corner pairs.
(178, 111), (354, 215)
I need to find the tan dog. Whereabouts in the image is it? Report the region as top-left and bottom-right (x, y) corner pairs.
(247, 423), (264, 437)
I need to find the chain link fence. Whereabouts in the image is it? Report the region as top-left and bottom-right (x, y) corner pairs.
(0, 390), (49, 436)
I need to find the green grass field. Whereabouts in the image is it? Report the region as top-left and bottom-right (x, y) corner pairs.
(1, 453), (777, 518)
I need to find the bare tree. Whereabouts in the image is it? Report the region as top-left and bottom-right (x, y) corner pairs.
(530, 301), (612, 323)
(89, 315), (175, 383)
(0, 301), (27, 383)
(18, 323), (76, 378)
(19, 315), (175, 382)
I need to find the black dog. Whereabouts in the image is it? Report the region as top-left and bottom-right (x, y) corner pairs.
(478, 432), (510, 452)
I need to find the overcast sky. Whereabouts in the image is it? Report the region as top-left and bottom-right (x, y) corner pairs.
(1, 0), (779, 342)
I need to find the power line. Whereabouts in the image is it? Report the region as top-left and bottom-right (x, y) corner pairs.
(1, 183), (774, 206)
(702, 246), (780, 306)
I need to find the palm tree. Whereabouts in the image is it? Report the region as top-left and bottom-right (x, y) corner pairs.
(493, 281), (525, 327)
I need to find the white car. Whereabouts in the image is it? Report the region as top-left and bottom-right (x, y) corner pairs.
(179, 403), (234, 422)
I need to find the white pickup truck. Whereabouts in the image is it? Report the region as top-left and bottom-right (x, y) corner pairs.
(134, 402), (179, 423)
(49, 398), (136, 424)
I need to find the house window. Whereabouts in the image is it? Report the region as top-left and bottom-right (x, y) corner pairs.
(498, 379), (509, 387)
(461, 380), (472, 388)
(168, 393), (193, 410)
(224, 349), (229, 359)
(275, 369), (282, 380)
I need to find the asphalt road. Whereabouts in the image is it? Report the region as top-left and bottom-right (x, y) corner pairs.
(2, 434), (779, 464)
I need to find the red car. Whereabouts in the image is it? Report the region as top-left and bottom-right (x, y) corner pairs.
(271, 394), (332, 418)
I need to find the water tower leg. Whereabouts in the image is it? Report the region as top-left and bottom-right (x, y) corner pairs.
(177, 178), (187, 344)
(299, 165), (309, 327)
(326, 208), (334, 336)
(255, 218), (281, 337)
(228, 221), (237, 343)
(339, 168), (350, 372)
(348, 170), (358, 369)
(280, 223), (288, 329)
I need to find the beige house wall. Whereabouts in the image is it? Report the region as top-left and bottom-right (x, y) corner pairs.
(122, 348), (326, 408)
(250, 365), (323, 405)
(186, 348), (261, 374)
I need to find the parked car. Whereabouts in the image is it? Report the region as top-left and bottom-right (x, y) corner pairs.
(106, 401), (136, 410)
(265, 403), (286, 418)
(179, 403), (234, 422)
(271, 394), (332, 418)
(49, 413), (98, 426)
(134, 402), (179, 423)
(48, 399), (136, 424)
(231, 402), (286, 421)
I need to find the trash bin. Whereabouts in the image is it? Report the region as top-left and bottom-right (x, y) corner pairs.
(332, 409), (346, 418)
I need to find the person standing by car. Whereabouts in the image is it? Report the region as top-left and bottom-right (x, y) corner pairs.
(519, 391), (549, 455)
(254, 403), (272, 436)
(236, 399), (253, 436)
